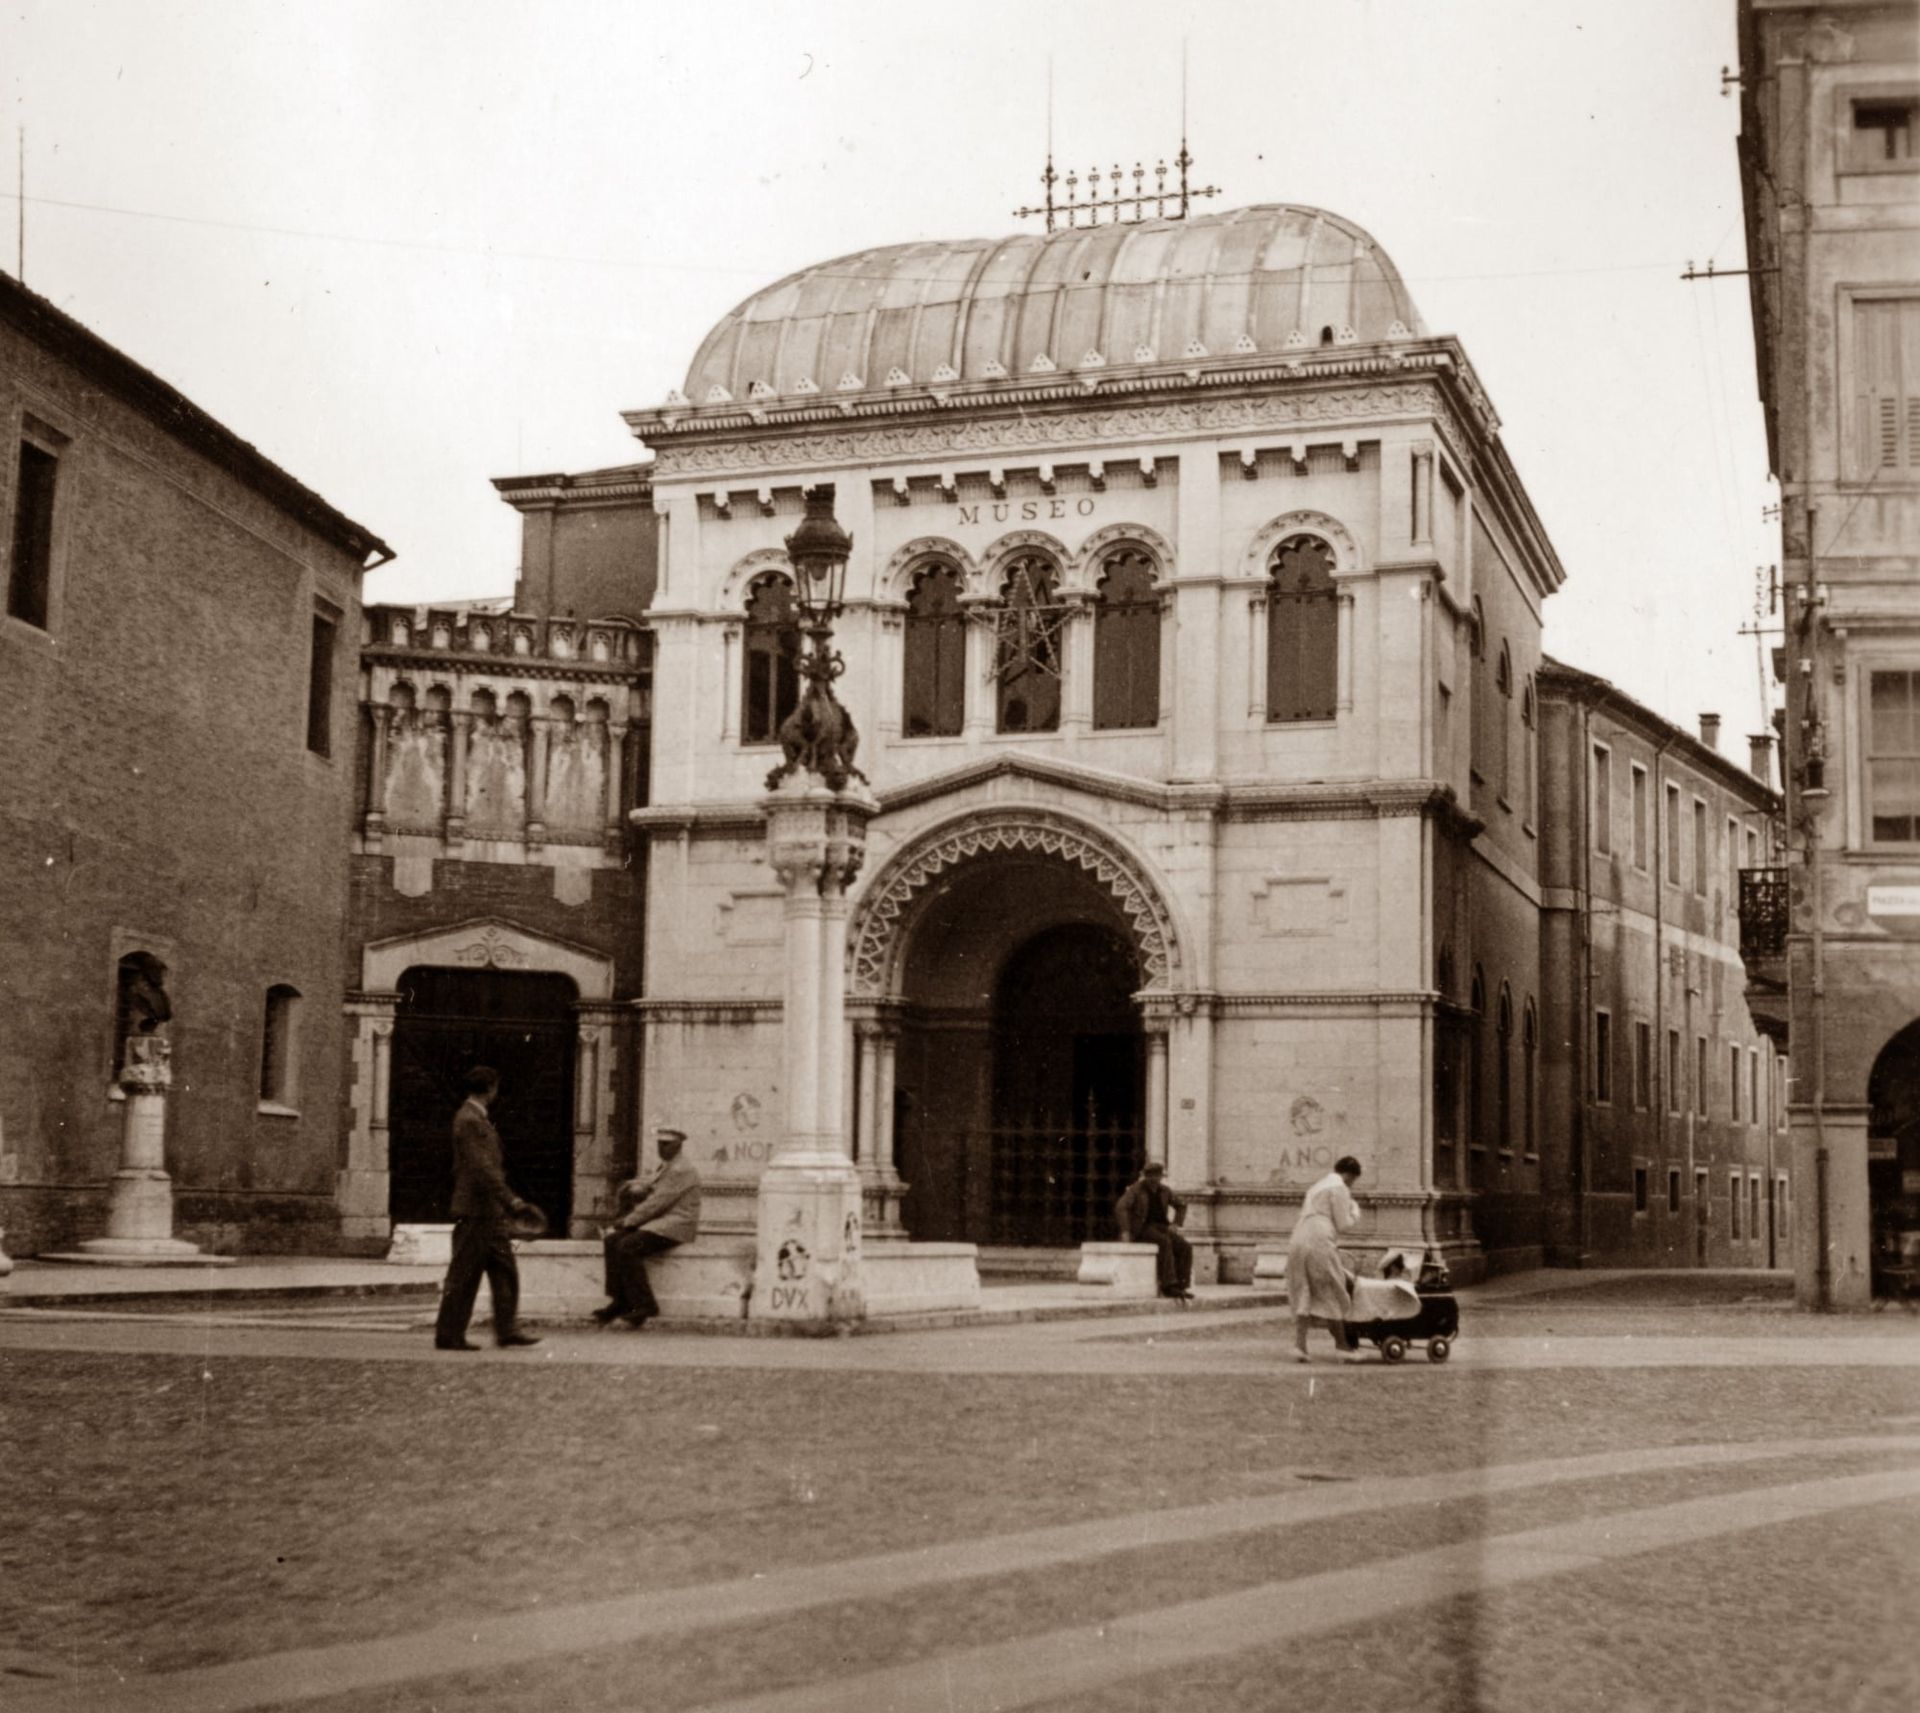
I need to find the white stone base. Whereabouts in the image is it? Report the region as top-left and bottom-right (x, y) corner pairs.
(474, 1239), (756, 1324)
(42, 1241), (235, 1268)
(1075, 1241), (1161, 1297)
(1251, 1248), (1290, 1286)
(859, 1241), (982, 1316)
(387, 1224), (454, 1266)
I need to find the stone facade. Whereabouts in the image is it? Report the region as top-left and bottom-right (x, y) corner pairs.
(0, 272), (387, 1256)
(622, 204), (1564, 1282)
(1538, 663), (1788, 1268)
(1737, 0), (1920, 1305)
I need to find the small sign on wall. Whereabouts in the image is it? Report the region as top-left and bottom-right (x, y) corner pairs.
(1868, 884), (1920, 928)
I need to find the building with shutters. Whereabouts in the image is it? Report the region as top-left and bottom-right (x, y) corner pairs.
(1736, 0), (1920, 1306)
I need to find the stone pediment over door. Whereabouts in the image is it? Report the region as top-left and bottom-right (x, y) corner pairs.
(360, 918), (615, 1000)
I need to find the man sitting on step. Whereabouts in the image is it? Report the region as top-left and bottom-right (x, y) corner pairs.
(595, 1127), (702, 1328)
(1115, 1160), (1193, 1300)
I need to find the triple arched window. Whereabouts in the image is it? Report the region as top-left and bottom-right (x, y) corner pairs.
(1266, 535), (1337, 722)
(741, 573), (799, 744)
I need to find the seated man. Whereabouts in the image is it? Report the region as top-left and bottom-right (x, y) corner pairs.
(595, 1126), (702, 1328)
(1115, 1160), (1193, 1300)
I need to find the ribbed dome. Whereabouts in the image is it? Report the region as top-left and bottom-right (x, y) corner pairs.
(681, 204), (1427, 405)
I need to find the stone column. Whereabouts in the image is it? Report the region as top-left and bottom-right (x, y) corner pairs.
(445, 710), (471, 850)
(852, 1011), (907, 1233)
(1411, 441), (1435, 547)
(1143, 1026), (1170, 1167)
(339, 995), (399, 1244)
(364, 703), (392, 849)
(751, 775), (878, 1325)
(68, 1037), (225, 1264)
(526, 714), (552, 852)
(603, 719), (629, 853)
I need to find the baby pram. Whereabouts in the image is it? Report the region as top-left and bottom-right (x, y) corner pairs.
(1341, 1250), (1459, 1363)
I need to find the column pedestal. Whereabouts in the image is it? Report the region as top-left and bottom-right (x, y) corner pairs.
(750, 777), (876, 1328)
(50, 1039), (231, 1267)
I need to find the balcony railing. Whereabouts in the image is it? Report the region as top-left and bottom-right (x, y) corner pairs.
(1739, 866), (1789, 960)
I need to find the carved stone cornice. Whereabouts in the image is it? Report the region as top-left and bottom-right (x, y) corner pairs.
(634, 374), (1463, 482)
(362, 645), (645, 686)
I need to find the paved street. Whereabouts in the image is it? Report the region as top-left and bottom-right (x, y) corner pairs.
(2, 1272), (1917, 1712)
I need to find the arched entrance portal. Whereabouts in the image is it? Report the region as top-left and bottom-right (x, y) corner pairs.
(1867, 1020), (1920, 1297)
(888, 850), (1148, 1247)
(388, 966), (577, 1234)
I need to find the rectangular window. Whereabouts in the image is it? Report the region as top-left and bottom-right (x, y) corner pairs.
(1750, 1175), (1762, 1245)
(1634, 1022), (1652, 1110)
(1633, 1165), (1649, 1215)
(1665, 783), (1682, 884)
(1594, 1010), (1613, 1104)
(1749, 1048), (1761, 1128)
(1731, 1044), (1743, 1122)
(1697, 1037), (1709, 1117)
(259, 985), (302, 1108)
(1693, 799), (1708, 894)
(1778, 1055), (1790, 1130)
(6, 436), (59, 629)
(1868, 669), (1920, 842)
(1852, 297), (1920, 476)
(1730, 1173), (1743, 1240)
(306, 604), (339, 756)
(1849, 95), (1917, 171)
(1696, 1168), (1711, 1230)
(1667, 1029), (1682, 1115)
(1728, 816), (1742, 913)
(1667, 1168), (1682, 1215)
(1631, 764), (1649, 868)
(1593, 745), (1612, 856)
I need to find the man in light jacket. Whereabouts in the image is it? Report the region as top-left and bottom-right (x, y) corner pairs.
(594, 1126), (702, 1328)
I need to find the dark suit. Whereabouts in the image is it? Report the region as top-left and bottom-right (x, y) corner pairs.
(1115, 1175), (1193, 1295)
(434, 1096), (527, 1345)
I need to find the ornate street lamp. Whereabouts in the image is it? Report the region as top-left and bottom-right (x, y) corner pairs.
(766, 485), (866, 794)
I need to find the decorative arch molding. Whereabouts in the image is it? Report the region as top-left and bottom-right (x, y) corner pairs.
(361, 917), (615, 1000)
(717, 548), (795, 611)
(1243, 509), (1363, 581)
(1074, 522), (1176, 585)
(976, 529), (1073, 597)
(847, 809), (1180, 998)
(881, 535), (976, 601)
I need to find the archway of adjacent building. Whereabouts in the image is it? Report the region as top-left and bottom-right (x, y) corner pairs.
(388, 966), (577, 1234)
(1866, 1018), (1920, 1297)
(890, 854), (1146, 1248)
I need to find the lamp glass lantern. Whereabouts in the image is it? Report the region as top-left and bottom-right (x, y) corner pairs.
(785, 485), (853, 626)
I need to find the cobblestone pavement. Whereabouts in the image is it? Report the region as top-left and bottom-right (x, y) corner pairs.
(1, 1273), (1916, 1712)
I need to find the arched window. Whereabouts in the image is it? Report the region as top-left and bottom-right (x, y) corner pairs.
(903, 562), (966, 738)
(1497, 984), (1514, 1153)
(1496, 641), (1514, 799)
(1468, 599), (1488, 779)
(260, 984), (302, 1107)
(1092, 548), (1160, 730)
(1521, 675), (1537, 822)
(1266, 535), (1337, 722)
(742, 573), (799, 744)
(1522, 1000), (1538, 1157)
(993, 554), (1064, 734)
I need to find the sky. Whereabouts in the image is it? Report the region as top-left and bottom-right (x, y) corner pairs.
(2, 0), (1780, 747)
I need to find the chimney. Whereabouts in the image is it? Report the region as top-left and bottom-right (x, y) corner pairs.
(1699, 712), (1722, 750)
(1748, 733), (1774, 788)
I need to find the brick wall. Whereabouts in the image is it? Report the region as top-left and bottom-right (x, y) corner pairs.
(0, 316), (367, 1255)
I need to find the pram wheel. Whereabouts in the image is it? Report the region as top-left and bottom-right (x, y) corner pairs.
(1380, 1335), (1408, 1364)
(1428, 1337), (1452, 1363)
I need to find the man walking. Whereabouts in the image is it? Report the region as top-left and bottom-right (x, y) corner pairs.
(595, 1126), (702, 1328)
(1115, 1159), (1193, 1300)
(434, 1066), (543, 1351)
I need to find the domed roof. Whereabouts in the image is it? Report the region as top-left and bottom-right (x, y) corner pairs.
(681, 204), (1427, 406)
